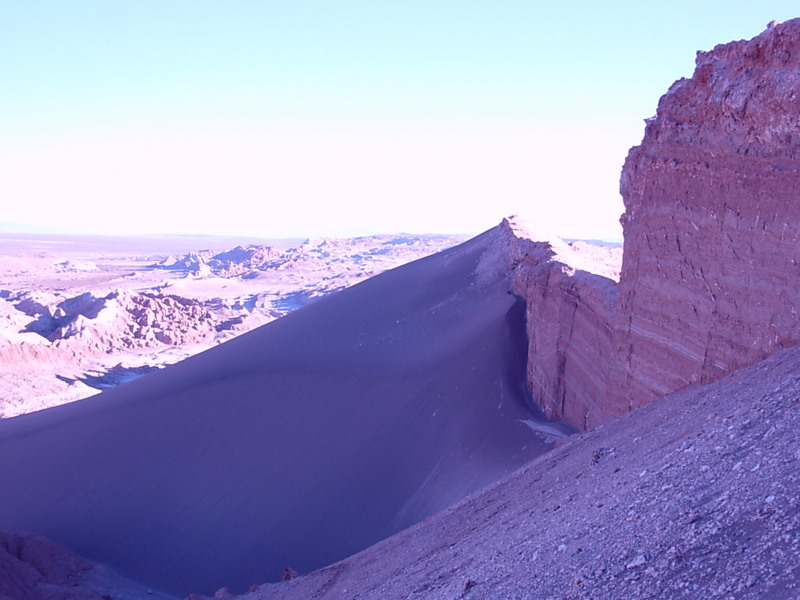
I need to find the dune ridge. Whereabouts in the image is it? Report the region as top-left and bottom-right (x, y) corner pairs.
(0, 227), (557, 596)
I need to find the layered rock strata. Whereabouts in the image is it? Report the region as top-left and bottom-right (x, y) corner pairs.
(611, 18), (800, 413)
(500, 219), (621, 429)
(507, 20), (800, 429)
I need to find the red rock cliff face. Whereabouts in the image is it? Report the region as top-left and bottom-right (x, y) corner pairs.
(500, 219), (621, 429)
(610, 19), (800, 413)
(509, 20), (800, 430)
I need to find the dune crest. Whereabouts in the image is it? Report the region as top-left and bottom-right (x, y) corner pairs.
(0, 226), (559, 596)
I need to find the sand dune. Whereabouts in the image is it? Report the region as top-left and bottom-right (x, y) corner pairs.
(0, 226), (555, 596)
(250, 344), (800, 600)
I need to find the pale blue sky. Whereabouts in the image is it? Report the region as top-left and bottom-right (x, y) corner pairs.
(2, 2), (798, 239)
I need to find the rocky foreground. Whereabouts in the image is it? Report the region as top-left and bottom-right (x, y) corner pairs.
(0, 531), (177, 600)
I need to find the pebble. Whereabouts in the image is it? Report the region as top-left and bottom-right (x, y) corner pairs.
(626, 555), (647, 569)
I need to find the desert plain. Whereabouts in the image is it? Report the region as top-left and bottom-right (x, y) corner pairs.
(0, 231), (466, 417)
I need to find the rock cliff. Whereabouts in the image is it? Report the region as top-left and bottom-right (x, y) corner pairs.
(500, 219), (621, 429)
(509, 19), (800, 429)
(0, 531), (174, 600)
(611, 18), (800, 414)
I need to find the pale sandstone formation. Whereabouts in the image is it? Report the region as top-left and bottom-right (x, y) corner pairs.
(0, 290), (218, 370)
(0, 291), (219, 417)
(154, 236), (463, 287)
(6, 289), (218, 351)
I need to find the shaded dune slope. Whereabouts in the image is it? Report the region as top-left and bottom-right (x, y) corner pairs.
(254, 346), (800, 600)
(0, 227), (553, 596)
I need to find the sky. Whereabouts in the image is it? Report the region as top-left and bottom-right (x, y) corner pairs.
(2, 2), (798, 240)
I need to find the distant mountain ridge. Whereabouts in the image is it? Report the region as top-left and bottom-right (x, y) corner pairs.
(154, 233), (469, 285)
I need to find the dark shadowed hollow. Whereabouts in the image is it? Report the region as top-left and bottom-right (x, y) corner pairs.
(0, 227), (556, 596)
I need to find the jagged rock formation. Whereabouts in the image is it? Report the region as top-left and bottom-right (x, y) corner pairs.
(0, 291), (219, 418)
(611, 18), (800, 414)
(54, 260), (99, 273)
(210, 245), (282, 277)
(157, 251), (215, 277)
(0, 531), (174, 600)
(0, 296), (36, 345)
(12, 290), (218, 350)
(510, 19), (800, 429)
(500, 219), (621, 429)
(1, 290), (217, 372)
(155, 235), (464, 287)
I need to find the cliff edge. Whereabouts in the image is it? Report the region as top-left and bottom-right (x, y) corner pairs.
(510, 19), (800, 429)
(612, 18), (800, 414)
(500, 218), (621, 429)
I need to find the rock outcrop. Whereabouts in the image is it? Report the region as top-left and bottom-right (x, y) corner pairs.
(500, 219), (621, 429)
(611, 18), (800, 414)
(507, 20), (800, 430)
(15, 290), (219, 350)
(154, 236), (466, 286)
(0, 530), (174, 600)
(0, 291), (220, 417)
(0, 531), (95, 600)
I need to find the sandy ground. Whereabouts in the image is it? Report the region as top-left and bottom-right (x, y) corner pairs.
(0, 226), (565, 597)
(249, 344), (800, 600)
